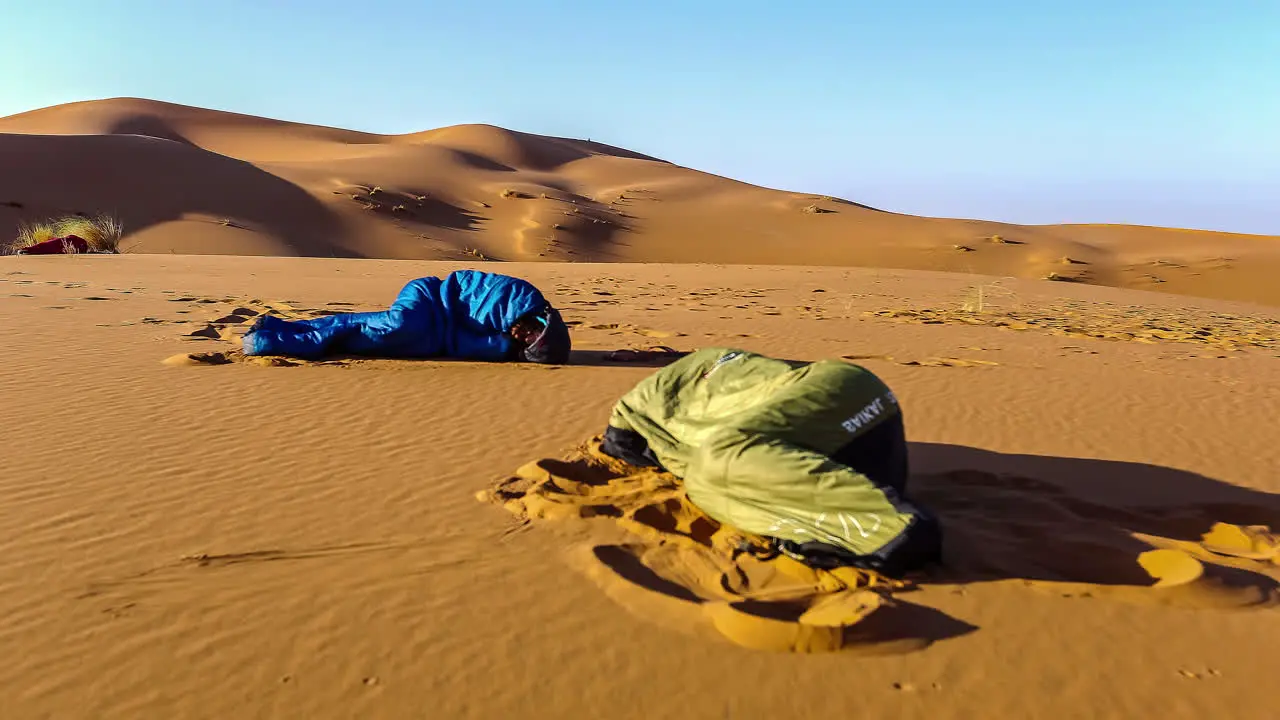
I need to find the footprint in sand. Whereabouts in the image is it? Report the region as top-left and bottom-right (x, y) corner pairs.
(169, 299), (307, 344)
(208, 307), (261, 325)
(636, 328), (683, 339)
(867, 306), (1278, 352)
(183, 325), (236, 342)
(163, 351), (299, 368)
(901, 357), (1000, 368)
(843, 354), (999, 368)
(163, 351), (237, 367)
(586, 322), (685, 339)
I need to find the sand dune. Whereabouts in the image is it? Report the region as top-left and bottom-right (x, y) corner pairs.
(0, 254), (1277, 718)
(3, 97), (1278, 306)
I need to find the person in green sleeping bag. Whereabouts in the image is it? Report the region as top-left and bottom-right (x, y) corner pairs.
(599, 347), (942, 577)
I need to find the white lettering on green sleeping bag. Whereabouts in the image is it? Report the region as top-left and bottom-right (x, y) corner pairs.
(769, 513), (883, 542)
(701, 350), (744, 379)
(818, 511), (882, 540)
(840, 391), (896, 434)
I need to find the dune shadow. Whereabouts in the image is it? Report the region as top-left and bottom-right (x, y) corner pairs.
(107, 114), (197, 146)
(828, 196), (888, 213)
(451, 149), (518, 173)
(906, 443), (1280, 590)
(353, 190), (484, 234)
(524, 183), (643, 261)
(537, 133), (669, 165)
(0, 114), (359, 258)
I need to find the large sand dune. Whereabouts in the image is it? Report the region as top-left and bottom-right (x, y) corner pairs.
(1, 254), (1277, 718)
(3, 98), (1278, 306)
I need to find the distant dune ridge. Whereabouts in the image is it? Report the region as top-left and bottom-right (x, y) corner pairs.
(2, 96), (1278, 305)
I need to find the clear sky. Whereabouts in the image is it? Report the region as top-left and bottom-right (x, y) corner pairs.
(3, 0), (1277, 234)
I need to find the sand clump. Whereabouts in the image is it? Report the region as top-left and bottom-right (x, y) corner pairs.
(480, 438), (925, 654)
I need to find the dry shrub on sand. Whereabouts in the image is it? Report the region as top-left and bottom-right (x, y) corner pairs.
(10, 214), (124, 254)
(961, 279), (1020, 313)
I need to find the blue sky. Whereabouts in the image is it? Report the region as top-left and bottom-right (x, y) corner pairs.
(3, 0), (1277, 234)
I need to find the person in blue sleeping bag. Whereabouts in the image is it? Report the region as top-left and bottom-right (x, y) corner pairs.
(241, 270), (572, 364)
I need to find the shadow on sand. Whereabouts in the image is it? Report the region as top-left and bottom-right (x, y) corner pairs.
(906, 444), (1280, 590)
(489, 440), (1280, 653)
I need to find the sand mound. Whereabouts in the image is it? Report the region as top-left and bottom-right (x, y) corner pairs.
(3, 98), (1279, 306)
(480, 437), (1278, 653)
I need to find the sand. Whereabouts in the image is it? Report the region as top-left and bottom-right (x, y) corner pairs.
(3, 97), (1280, 307)
(2, 97), (1279, 718)
(0, 253), (1277, 719)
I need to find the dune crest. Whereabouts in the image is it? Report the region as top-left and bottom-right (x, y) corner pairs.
(2, 97), (1278, 305)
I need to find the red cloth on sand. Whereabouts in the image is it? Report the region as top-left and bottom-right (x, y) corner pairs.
(18, 235), (90, 254)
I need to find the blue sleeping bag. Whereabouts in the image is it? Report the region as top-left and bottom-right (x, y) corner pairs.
(242, 270), (556, 361)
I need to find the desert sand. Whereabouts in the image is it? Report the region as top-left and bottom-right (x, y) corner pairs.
(2, 98), (1279, 306)
(1, 99), (1279, 719)
(1, 254), (1277, 719)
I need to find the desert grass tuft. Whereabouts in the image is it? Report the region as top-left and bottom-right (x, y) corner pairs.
(461, 246), (500, 261)
(11, 214), (124, 254)
(1045, 272), (1080, 282)
(960, 279), (1019, 313)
